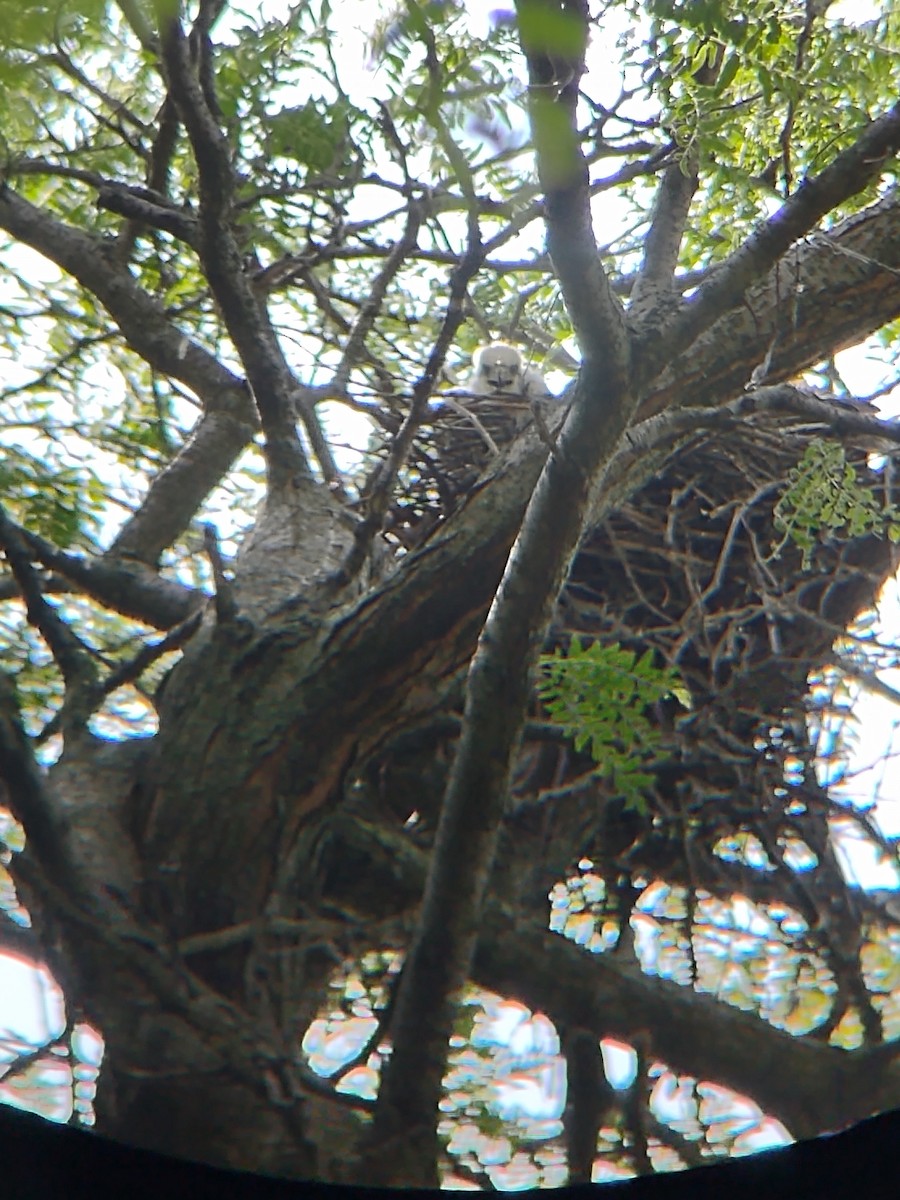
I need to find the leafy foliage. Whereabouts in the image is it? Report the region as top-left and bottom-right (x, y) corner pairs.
(538, 638), (686, 812)
(772, 438), (900, 568)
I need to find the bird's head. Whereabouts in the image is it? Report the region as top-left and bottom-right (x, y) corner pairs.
(475, 343), (524, 393)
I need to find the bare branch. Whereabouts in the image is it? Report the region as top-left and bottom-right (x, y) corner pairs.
(841, 663), (900, 708)
(624, 384), (900, 460)
(333, 218), (485, 588)
(15, 525), (204, 629)
(202, 522), (236, 624)
(95, 185), (198, 245)
(291, 390), (349, 500)
(0, 187), (246, 406)
(517, 0), (629, 369)
(0, 507), (98, 726)
(47, 46), (148, 134)
(0, 677), (82, 894)
(332, 202), (423, 393)
(153, 5), (310, 486)
(628, 151), (700, 322)
(108, 408), (256, 565)
(35, 606), (206, 745)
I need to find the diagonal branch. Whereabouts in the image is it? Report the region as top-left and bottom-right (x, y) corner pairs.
(639, 191), (900, 420)
(107, 408), (255, 565)
(0, 510), (190, 742)
(0, 187), (256, 560)
(624, 384), (900, 460)
(95, 185), (199, 245)
(0, 506), (98, 735)
(14, 524), (204, 628)
(637, 100), (900, 389)
(333, 214), (484, 587)
(0, 525), (202, 628)
(35, 607), (206, 746)
(153, 6), (310, 486)
(332, 202), (423, 395)
(0, 186), (246, 405)
(472, 910), (900, 1140)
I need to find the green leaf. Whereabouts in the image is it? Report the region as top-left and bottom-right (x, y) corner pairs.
(537, 639), (685, 811)
(772, 438), (896, 567)
(716, 51), (742, 94)
(266, 99), (350, 172)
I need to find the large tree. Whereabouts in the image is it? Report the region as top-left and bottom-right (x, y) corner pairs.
(1, 0), (900, 1189)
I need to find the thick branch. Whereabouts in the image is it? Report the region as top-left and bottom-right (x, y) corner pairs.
(637, 102), (900, 386)
(472, 912), (900, 1141)
(0, 186), (246, 407)
(108, 409), (255, 565)
(95, 185), (199, 245)
(517, 0), (629, 371)
(640, 192), (900, 419)
(1, 527), (203, 629)
(628, 152), (699, 322)
(9, 849), (320, 1171)
(366, 5), (636, 1181)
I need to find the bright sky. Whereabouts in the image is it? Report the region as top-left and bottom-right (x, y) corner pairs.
(821, 348), (900, 886)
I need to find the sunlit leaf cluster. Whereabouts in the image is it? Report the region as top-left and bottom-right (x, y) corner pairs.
(538, 638), (686, 811)
(772, 438), (900, 569)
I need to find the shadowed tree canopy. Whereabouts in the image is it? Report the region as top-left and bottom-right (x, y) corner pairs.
(1, 0), (900, 1191)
